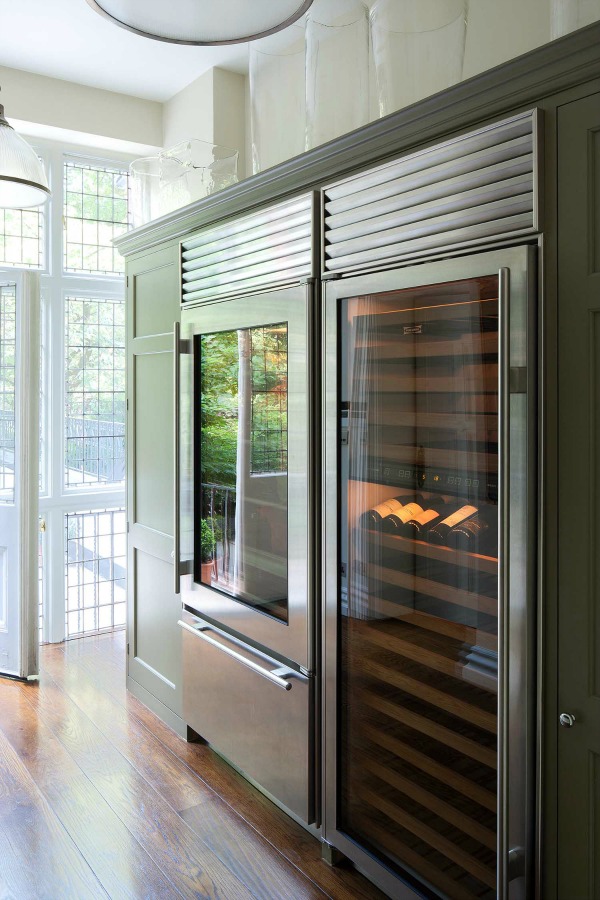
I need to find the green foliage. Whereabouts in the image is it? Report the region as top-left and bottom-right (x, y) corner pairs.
(200, 517), (221, 563)
(200, 330), (239, 487)
(199, 324), (288, 485)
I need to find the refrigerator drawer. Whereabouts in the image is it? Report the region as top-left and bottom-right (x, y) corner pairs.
(180, 612), (314, 825)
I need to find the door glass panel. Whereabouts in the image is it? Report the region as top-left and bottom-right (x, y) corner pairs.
(339, 277), (499, 899)
(197, 322), (288, 623)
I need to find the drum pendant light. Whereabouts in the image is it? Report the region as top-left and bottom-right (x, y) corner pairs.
(0, 103), (50, 208)
(86, 0), (316, 45)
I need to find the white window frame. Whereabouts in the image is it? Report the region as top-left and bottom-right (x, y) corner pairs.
(1, 138), (139, 644)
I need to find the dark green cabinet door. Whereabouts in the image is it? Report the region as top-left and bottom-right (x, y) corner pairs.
(558, 91), (600, 900)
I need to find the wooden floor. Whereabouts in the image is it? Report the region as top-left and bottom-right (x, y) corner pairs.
(0, 631), (384, 899)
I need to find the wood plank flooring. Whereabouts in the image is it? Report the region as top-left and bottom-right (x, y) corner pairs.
(0, 631), (384, 900)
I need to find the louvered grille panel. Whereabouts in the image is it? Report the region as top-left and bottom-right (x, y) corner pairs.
(323, 110), (540, 275)
(182, 194), (316, 303)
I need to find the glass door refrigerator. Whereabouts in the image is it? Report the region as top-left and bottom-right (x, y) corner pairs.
(323, 246), (536, 899)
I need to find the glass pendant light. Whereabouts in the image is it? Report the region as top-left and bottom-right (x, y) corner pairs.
(86, 0), (315, 45)
(0, 103), (50, 208)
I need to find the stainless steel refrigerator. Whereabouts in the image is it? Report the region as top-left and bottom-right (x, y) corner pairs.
(177, 274), (318, 826)
(322, 246), (537, 899)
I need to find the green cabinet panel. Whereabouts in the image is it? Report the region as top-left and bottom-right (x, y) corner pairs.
(134, 350), (173, 536)
(127, 244), (183, 727)
(134, 257), (180, 338)
(133, 547), (180, 693)
(557, 91), (600, 900)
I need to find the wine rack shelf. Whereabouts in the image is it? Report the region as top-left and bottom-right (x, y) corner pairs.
(361, 813), (481, 900)
(365, 528), (498, 575)
(365, 597), (497, 653)
(364, 409), (498, 434)
(359, 688), (496, 768)
(360, 619), (498, 693)
(369, 370), (499, 394)
(367, 563), (498, 618)
(357, 331), (499, 361)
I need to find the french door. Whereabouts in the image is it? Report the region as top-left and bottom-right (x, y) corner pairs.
(0, 272), (40, 679)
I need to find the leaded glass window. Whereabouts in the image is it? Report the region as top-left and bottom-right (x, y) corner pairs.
(64, 160), (129, 275)
(64, 295), (126, 487)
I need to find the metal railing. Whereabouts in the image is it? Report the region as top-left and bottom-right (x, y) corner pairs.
(201, 482), (236, 576)
(65, 416), (125, 483)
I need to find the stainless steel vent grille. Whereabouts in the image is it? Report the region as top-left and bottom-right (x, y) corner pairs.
(182, 194), (316, 303)
(323, 110), (540, 275)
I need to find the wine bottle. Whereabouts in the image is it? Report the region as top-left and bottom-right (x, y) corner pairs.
(360, 496), (406, 529)
(448, 510), (497, 554)
(428, 504), (478, 545)
(402, 498), (449, 539)
(381, 496), (425, 534)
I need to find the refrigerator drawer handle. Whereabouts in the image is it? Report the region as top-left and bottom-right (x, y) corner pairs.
(178, 620), (293, 691)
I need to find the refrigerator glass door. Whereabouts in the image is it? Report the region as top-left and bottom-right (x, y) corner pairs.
(324, 247), (535, 900)
(179, 285), (313, 671)
(198, 321), (289, 622)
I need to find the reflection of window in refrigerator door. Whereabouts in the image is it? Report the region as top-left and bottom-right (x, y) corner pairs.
(234, 327), (251, 592)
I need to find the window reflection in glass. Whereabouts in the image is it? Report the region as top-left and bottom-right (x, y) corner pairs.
(197, 322), (288, 622)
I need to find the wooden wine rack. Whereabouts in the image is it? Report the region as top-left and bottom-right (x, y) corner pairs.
(341, 298), (499, 899)
(341, 589), (498, 899)
(342, 540), (498, 897)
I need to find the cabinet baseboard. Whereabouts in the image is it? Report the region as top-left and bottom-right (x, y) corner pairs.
(126, 675), (190, 740)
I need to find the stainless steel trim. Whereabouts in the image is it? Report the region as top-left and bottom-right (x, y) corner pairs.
(322, 247), (535, 900)
(498, 266), (510, 899)
(324, 114), (533, 203)
(322, 111), (539, 275)
(85, 0), (314, 47)
(174, 321), (181, 595)
(325, 169), (533, 235)
(325, 213), (534, 274)
(324, 141), (533, 219)
(177, 619), (293, 690)
(181, 194), (316, 303)
(0, 175), (51, 195)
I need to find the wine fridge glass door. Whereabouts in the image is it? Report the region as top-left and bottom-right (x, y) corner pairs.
(324, 246), (536, 900)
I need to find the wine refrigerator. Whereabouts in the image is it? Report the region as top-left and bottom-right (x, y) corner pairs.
(323, 246), (537, 899)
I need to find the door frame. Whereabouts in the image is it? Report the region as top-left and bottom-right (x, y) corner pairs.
(0, 271), (40, 680)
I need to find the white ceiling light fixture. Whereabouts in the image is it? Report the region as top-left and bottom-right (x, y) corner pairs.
(85, 0), (315, 45)
(0, 102), (50, 208)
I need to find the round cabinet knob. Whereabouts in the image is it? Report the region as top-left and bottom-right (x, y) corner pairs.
(559, 712), (576, 728)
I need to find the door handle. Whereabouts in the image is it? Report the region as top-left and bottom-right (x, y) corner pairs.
(559, 712), (576, 728)
(178, 619), (295, 691)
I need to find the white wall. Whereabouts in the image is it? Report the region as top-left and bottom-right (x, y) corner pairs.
(163, 67), (247, 179)
(0, 65), (162, 149)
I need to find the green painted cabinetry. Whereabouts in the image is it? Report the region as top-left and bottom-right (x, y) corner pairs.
(126, 243), (186, 736)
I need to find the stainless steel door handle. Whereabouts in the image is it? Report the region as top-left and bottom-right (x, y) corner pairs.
(559, 712), (576, 728)
(178, 620), (294, 691)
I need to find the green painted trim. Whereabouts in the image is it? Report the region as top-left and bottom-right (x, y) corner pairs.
(126, 675), (188, 739)
(115, 23), (600, 258)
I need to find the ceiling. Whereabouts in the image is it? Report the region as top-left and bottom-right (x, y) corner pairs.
(0, 0), (251, 102)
